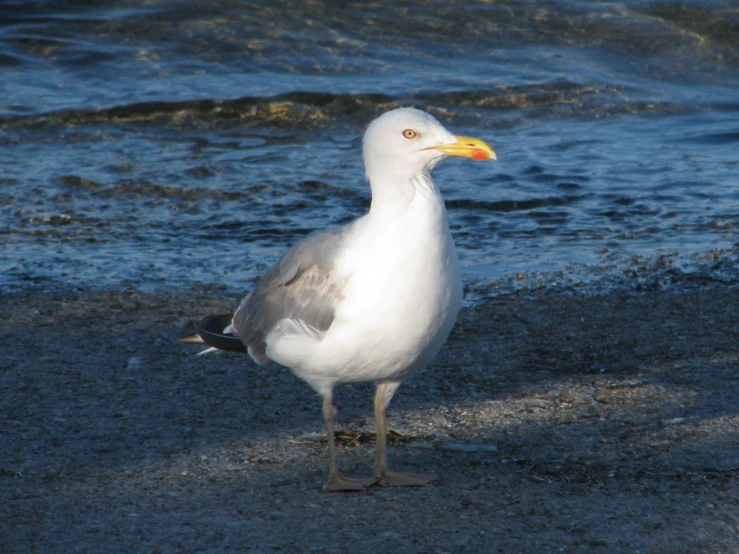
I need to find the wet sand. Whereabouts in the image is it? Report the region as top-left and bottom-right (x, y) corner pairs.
(2, 285), (738, 553)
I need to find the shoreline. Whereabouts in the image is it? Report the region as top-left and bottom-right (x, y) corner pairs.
(3, 284), (738, 552)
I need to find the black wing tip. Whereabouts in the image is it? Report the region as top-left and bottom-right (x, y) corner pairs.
(197, 313), (247, 353)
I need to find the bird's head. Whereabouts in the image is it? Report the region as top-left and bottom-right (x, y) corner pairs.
(362, 107), (496, 185)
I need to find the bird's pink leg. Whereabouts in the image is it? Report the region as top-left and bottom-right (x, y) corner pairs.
(373, 381), (438, 487)
(322, 395), (378, 492)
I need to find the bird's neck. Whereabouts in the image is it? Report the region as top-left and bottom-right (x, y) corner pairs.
(368, 172), (442, 218)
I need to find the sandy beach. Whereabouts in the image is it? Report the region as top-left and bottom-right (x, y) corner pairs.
(2, 284), (738, 553)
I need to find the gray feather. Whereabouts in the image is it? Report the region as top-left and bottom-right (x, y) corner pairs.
(232, 225), (351, 365)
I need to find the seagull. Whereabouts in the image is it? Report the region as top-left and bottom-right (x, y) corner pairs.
(183, 107), (496, 491)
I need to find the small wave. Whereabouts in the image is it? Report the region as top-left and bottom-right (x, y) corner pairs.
(0, 92), (394, 130)
(447, 195), (586, 213)
(0, 81), (713, 132)
(686, 131), (739, 145)
(57, 175), (246, 200)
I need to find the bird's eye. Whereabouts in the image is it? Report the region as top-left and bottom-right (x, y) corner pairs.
(402, 129), (418, 139)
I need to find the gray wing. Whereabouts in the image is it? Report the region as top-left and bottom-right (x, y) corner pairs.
(232, 225), (351, 365)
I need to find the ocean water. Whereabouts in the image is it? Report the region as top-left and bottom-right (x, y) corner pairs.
(1, 0), (737, 297)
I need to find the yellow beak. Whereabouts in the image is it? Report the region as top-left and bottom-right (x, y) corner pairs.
(427, 135), (497, 161)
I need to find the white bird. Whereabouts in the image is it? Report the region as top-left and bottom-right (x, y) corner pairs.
(185, 107), (496, 491)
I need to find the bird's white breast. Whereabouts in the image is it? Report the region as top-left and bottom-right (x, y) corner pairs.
(296, 181), (463, 390)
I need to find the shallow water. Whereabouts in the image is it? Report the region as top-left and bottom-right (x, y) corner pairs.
(1, 0), (737, 296)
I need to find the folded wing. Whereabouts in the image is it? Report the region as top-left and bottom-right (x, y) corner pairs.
(232, 226), (350, 365)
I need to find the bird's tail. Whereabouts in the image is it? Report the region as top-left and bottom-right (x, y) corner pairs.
(179, 313), (247, 354)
